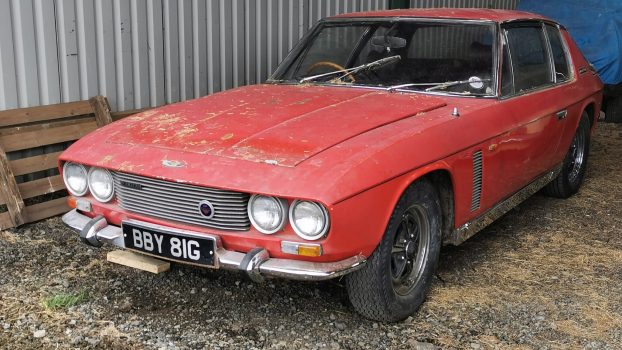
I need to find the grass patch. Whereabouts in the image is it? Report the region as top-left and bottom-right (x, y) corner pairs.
(42, 291), (89, 310)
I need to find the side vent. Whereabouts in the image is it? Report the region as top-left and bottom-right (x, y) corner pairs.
(470, 150), (483, 212)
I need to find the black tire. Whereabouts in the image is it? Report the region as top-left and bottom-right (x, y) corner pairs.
(543, 112), (591, 198)
(345, 179), (442, 322)
(604, 96), (622, 123)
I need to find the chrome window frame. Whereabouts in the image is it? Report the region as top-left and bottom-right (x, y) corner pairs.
(498, 19), (575, 100)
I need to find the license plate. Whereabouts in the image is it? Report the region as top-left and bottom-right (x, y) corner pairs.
(122, 222), (216, 267)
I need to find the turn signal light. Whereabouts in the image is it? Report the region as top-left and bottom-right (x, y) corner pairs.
(281, 241), (323, 257)
(68, 197), (92, 212)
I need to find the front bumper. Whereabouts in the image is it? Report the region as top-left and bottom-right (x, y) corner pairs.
(62, 209), (366, 282)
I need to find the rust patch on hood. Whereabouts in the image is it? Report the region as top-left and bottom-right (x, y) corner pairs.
(104, 85), (447, 167)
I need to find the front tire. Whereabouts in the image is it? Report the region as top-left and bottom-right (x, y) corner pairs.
(345, 179), (442, 322)
(544, 112), (591, 198)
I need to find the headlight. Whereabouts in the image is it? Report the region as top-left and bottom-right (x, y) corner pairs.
(88, 167), (114, 202)
(289, 200), (329, 240)
(62, 162), (88, 196)
(248, 195), (288, 234)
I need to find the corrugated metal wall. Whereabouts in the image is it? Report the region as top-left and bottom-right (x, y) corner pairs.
(410, 0), (518, 9)
(0, 0), (389, 112)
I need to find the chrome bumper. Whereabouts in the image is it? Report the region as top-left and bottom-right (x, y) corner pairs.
(62, 209), (366, 282)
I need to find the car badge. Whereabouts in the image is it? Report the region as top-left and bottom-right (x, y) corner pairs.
(198, 200), (215, 219)
(162, 159), (186, 168)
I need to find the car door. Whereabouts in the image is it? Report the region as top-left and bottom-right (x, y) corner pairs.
(493, 21), (573, 195)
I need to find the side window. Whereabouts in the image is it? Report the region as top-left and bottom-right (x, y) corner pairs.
(545, 24), (571, 82)
(504, 25), (553, 93)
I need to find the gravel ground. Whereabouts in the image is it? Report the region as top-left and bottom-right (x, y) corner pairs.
(1, 123), (621, 350)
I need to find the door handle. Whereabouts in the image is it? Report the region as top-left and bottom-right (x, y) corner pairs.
(556, 110), (567, 120)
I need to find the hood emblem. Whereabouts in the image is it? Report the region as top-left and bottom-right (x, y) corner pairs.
(198, 200), (215, 219)
(162, 159), (186, 168)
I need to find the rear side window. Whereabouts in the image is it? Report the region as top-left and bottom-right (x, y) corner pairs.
(545, 24), (571, 82)
(505, 25), (553, 93)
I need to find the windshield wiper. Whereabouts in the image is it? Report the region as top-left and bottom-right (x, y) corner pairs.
(386, 78), (491, 93)
(299, 55), (401, 83)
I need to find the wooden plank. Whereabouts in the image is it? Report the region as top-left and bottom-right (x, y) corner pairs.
(0, 115), (93, 137)
(0, 100), (93, 128)
(0, 119), (97, 152)
(23, 197), (69, 223)
(107, 250), (171, 274)
(0, 144), (25, 227)
(9, 151), (63, 176)
(0, 212), (13, 230)
(89, 96), (114, 127)
(18, 175), (65, 200)
(111, 107), (150, 121)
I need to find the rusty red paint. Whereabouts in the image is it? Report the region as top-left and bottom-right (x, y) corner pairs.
(59, 10), (603, 263)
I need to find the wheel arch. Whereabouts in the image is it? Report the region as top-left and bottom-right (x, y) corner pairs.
(583, 102), (597, 129)
(391, 164), (456, 245)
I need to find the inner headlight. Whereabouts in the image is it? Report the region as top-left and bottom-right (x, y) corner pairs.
(88, 167), (114, 202)
(290, 200), (329, 241)
(62, 162), (88, 196)
(248, 195), (288, 234)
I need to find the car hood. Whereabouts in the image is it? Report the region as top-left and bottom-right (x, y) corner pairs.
(104, 84), (446, 167)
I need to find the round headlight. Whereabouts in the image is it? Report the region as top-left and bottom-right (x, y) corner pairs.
(248, 195), (288, 234)
(63, 162), (88, 196)
(290, 200), (329, 241)
(88, 167), (114, 202)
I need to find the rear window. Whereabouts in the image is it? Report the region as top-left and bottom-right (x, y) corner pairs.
(545, 24), (571, 82)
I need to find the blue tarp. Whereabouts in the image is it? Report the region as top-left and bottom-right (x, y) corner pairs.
(518, 0), (622, 84)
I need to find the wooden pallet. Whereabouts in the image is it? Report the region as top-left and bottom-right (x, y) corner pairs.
(0, 96), (119, 229)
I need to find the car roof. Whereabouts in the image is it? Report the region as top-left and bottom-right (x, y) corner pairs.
(331, 8), (552, 23)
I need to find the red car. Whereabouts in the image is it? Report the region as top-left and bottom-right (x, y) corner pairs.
(59, 9), (603, 322)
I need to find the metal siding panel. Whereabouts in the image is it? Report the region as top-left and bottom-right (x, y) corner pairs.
(131, 0), (150, 108)
(1, 0), (393, 112)
(12, 0), (40, 107)
(193, 0), (207, 97)
(219, 0), (230, 90)
(207, 0), (221, 93)
(147, 0), (165, 106)
(112, 0), (134, 110)
(232, 0), (245, 88)
(244, 0), (257, 85)
(163, 0), (180, 104)
(56, 0), (81, 104)
(178, 0), (193, 101)
(95, 0), (118, 109)
(34, 0), (61, 105)
(0, 0), (18, 110)
(76, 0), (99, 100)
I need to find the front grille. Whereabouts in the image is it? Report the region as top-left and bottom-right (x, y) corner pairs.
(113, 172), (251, 231)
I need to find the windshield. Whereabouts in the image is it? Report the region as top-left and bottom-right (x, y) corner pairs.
(271, 20), (496, 96)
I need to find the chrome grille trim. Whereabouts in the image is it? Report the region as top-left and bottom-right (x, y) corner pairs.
(471, 150), (483, 212)
(113, 172), (251, 231)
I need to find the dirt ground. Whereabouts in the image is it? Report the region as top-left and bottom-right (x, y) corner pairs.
(0, 123), (621, 350)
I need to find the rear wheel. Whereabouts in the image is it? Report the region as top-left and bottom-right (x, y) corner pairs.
(345, 179), (441, 322)
(544, 112), (591, 198)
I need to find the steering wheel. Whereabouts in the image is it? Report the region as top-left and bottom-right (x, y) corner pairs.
(305, 61), (356, 83)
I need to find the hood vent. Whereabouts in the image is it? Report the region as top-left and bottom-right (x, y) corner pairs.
(470, 150), (483, 212)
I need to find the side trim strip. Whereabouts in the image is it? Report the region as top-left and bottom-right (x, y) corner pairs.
(445, 164), (562, 245)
